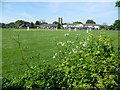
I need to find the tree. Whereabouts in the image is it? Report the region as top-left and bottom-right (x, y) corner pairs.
(8, 22), (15, 28)
(24, 21), (30, 26)
(101, 22), (108, 29)
(52, 21), (59, 24)
(113, 20), (120, 29)
(58, 23), (61, 29)
(86, 19), (96, 24)
(35, 21), (40, 25)
(109, 20), (120, 30)
(35, 20), (48, 25)
(115, 1), (120, 7)
(41, 22), (48, 24)
(40, 20), (48, 24)
(73, 21), (83, 24)
(52, 21), (61, 29)
(0, 23), (5, 28)
(109, 25), (115, 30)
(30, 22), (34, 28)
(15, 20), (24, 26)
(15, 20), (31, 28)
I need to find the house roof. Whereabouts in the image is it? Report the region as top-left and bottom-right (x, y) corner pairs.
(83, 24), (100, 26)
(36, 24), (58, 27)
(63, 23), (82, 25)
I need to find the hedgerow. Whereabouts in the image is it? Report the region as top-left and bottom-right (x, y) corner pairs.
(2, 31), (120, 90)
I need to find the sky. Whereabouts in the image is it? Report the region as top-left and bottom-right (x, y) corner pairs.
(1, 1), (118, 25)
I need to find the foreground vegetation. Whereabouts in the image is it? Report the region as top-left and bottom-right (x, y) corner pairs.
(2, 29), (120, 89)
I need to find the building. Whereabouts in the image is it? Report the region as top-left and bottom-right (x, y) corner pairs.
(83, 24), (100, 30)
(58, 17), (63, 25)
(35, 17), (101, 30)
(62, 23), (100, 30)
(36, 24), (58, 29)
(63, 23), (83, 29)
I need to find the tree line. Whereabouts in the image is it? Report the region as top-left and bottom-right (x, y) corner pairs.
(0, 20), (48, 28)
(1, 19), (120, 30)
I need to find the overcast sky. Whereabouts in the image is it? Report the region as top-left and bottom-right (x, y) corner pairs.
(1, 1), (118, 25)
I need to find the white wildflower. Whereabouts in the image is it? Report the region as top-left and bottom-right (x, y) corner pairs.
(76, 45), (79, 48)
(55, 53), (57, 56)
(53, 55), (56, 59)
(67, 41), (71, 43)
(59, 50), (62, 52)
(79, 42), (82, 45)
(53, 53), (57, 59)
(76, 34), (81, 36)
(72, 48), (76, 53)
(87, 38), (90, 41)
(67, 41), (74, 44)
(83, 42), (87, 46)
(97, 51), (100, 54)
(64, 33), (69, 36)
(61, 43), (65, 46)
(57, 42), (64, 46)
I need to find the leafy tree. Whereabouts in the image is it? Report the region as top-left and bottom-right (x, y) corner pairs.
(100, 22), (109, 29)
(3, 23), (15, 28)
(58, 23), (61, 29)
(0, 23), (5, 28)
(86, 19), (96, 24)
(30, 22), (34, 28)
(109, 20), (120, 30)
(41, 22), (48, 24)
(24, 21), (30, 26)
(52, 21), (61, 29)
(40, 20), (48, 24)
(109, 25), (115, 30)
(52, 21), (59, 24)
(15, 20), (30, 28)
(8, 22), (15, 28)
(4, 24), (9, 28)
(35, 21), (40, 25)
(115, 1), (120, 7)
(73, 21), (83, 24)
(15, 20), (24, 26)
(35, 20), (48, 25)
(113, 20), (120, 29)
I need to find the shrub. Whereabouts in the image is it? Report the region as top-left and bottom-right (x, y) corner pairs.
(2, 31), (120, 90)
(55, 32), (119, 89)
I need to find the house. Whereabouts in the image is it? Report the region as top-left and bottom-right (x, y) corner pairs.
(83, 24), (100, 30)
(36, 24), (58, 29)
(62, 23), (100, 30)
(16, 24), (28, 28)
(63, 23), (83, 29)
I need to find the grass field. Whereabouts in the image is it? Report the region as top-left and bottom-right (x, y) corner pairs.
(2, 29), (118, 77)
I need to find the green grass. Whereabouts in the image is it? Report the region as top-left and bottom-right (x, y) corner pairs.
(2, 29), (118, 77)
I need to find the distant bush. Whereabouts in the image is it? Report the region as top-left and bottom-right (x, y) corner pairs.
(2, 31), (120, 90)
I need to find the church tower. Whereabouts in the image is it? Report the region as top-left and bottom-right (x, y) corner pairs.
(58, 17), (63, 25)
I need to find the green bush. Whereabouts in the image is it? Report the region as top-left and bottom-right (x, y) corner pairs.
(2, 32), (120, 90)
(55, 32), (119, 89)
